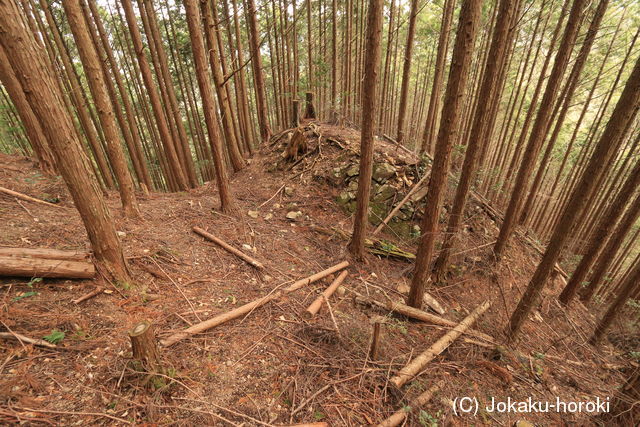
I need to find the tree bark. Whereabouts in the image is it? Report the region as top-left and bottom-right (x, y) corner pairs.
(407, 0), (483, 308)
(0, 0), (130, 283)
(506, 53), (640, 339)
(121, 0), (188, 191)
(347, 0), (384, 259)
(246, 0), (272, 142)
(184, 0), (236, 213)
(63, 0), (140, 218)
(419, 0), (455, 154)
(432, 0), (519, 282)
(395, 0), (419, 144)
(0, 46), (56, 174)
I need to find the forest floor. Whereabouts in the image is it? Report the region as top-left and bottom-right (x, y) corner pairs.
(0, 122), (636, 426)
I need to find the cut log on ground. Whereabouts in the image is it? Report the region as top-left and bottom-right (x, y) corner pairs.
(0, 331), (56, 348)
(377, 381), (443, 427)
(161, 261), (349, 347)
(0, 247), (90, 261)
(0, 186), (62, 208)
(305, 270), (349, 317)
(351, 291), (494, 342)
(0, 255), (95, 279)
(390, 300), (491, 388)
(129, 321), (162, 373)
(193, 226), (265, 270)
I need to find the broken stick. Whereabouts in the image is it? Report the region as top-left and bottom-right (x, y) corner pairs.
(305, 270), (348, 317)
(369, 316), (384, 360)
(377, 381), (443, 427)
(0, 332), (56, 348)
(72, 287), (104, 304)
(350, 291), (494, 343)
(0, 185), (61, 208)
(390, 300), (491, 388)
(193, 226), (265, 270)
(161, 261), (349, 347)
(373, 173), (429, 235)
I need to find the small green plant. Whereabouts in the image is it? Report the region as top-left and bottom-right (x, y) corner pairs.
(629, 351), (640, 361)
(313, 410), (325, 421)
(387, 317), (408, 335)
(418, 409), (441, 426)
(13, 277), (41, 301)
(43, 329), (65, 344)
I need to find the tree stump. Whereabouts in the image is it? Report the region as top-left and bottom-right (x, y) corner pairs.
(284, 128), (308, 161)
(129, 321), (162, 374)
(304, 92), (316, 119)
(368, 316), (384, 360)
(291, 99), (300, 128)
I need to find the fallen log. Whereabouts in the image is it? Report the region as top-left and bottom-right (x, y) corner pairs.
(0, 255), (95, 279)
(0, 247), (90, 261)
(373, 173), (430, 236)
(193, 226), (265, 270)
(390, 300), (491, 388)
(0, 331), (56, 348)
(161, 261), (349, 347)
(377, 381), (443, 427)
(351, 291), (494, 343)
(0, 185), (61, 208)
(305, 270), (348, 317)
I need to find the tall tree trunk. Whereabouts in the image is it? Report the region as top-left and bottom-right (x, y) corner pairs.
(506, 54), (640, 339)
(493, 0), (585, 259)
(0, 0), (130, 283)
(407, 0), (483, 308)
(590, 259), (640, 345)
(121, 0), (188, 191)
(559, 157), (640, 304)
(245, 0), (272, 142)
(184, 0), (236, 213)
(395, 0), (419, 144)
(201, 0), (246, 171)
(347, 0), (384, 259)
(419, 0), (455, 154)
(63, 0), (140, 218)
(0, 45), (56, 174)
(432, 0), (519, 282)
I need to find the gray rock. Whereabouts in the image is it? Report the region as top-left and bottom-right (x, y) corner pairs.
(374, 184), (395, 201)
(286, 211), (303, 220)
(372, 162), (396, 182)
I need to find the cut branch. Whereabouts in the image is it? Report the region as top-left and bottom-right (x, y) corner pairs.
(377, 381), (443, 427)
(305, 270), (348, 317)
(390, 300), (491, 388)
(193, 226), (265, 270)
(0, 331), (56, 348)
(161, 261), (349, 347)
(0, 185), (62, 208)
(351, 291), (493, 342)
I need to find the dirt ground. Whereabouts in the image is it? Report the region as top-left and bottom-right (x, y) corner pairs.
(0, 123), (636, 426)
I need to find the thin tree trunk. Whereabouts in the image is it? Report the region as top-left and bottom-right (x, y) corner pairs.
(419, 0), (455, 154)
(506, 54), (640, 339)
(184, 0), (236, 213)
(395, 0), (419, 144)
(64, 0), (140, 218)
(245, 0), (271, 142)
(347, 0), (384, 259)
(0, 0), (130, 283)
(407, 0), (483, 308)
(432, 0), (519, 282)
